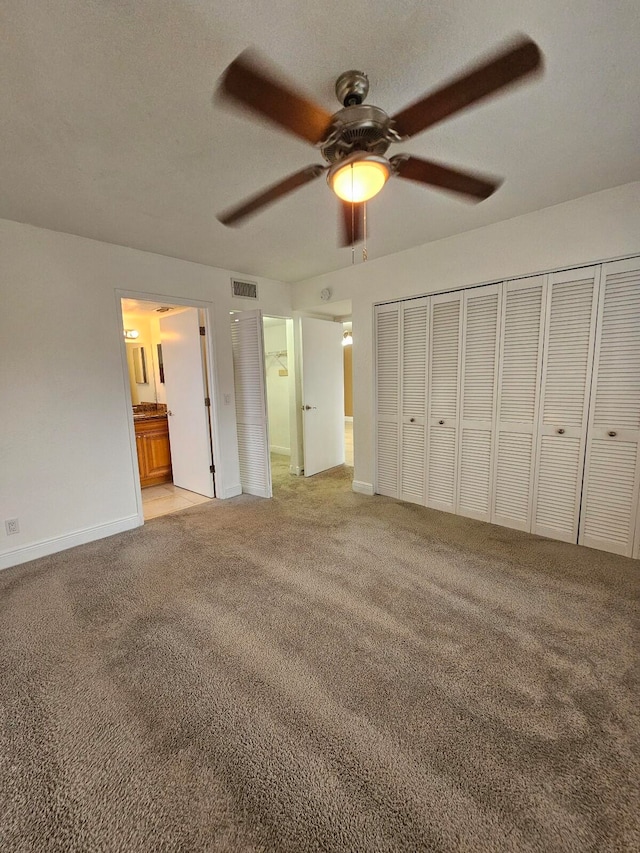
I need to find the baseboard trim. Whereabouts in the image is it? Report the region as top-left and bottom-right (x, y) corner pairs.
(0, 515), (141, 572)
(269, 446), (291, 456)
(221, 483), (242, 499)
(352, 480), (374, 496)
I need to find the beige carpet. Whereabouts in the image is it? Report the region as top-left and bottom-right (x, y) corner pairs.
(1, 458), (638, 852)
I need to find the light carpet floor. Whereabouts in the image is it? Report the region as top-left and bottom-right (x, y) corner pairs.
(1, 458), (638, 852)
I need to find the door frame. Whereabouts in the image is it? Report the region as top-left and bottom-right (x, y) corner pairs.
(115, 289), (222, 524)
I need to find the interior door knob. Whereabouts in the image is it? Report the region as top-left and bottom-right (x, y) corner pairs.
(608, 430), (617, 437)
(438, 419), (444, 425)
(410, 417), (415, 423)
(557, 428), (565, 435)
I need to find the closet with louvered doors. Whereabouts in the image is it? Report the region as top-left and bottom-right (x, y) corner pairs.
(491, 276), (546, 532)
(456, 284), (501, 522)
(426, 291), (463, 513)
(531, 267), (599, 543)
(374, 304), (401, 498)
(580, 257), (640, 557)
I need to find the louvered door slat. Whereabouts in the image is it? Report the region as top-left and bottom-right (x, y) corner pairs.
(427, 294), (462, 512)
(457, 285), (499, 520)
(492, 278), (544, 531)
(400, 300), (428, 504)
(377, 422), (399, 496)
(401, 423), (426, 502)
(375, 306), (400, 497)
(402, 304), (427, 418)
(532, 269), (598, 542)
(580, 259), (640, 556)
(377, 310), (400, 419)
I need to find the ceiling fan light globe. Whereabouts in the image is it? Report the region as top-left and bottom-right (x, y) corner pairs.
(329, 156), (390, 203)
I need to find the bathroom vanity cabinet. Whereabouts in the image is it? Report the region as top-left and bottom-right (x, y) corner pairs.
(134, 415), (172, 487)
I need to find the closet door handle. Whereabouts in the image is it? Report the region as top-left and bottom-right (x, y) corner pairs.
(557, 428), (565, 435)
(410, 417), (415, 423)
(438, 419), (444, 425)
(608, 430), (617, 437)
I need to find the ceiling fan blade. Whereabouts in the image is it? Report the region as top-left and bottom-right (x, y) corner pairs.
(391, 37), (542, 138)
(340, 200), (364, 247)
(218, 165), (325, 226)
(391, 155), (501, 200)
(219, 50), (334, 145)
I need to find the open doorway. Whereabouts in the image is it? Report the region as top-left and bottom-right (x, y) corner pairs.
(342, 320), (353, 467)
(263, 316), (294, 488)
(121, 298), (216, 520)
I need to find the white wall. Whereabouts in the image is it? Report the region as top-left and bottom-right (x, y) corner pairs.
(0, 219), (291, 568)
(263, 322), (290, 455)
(292, 181), (640, 493)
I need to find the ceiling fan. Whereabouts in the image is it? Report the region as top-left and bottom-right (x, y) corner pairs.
(216, 37), (543, 246)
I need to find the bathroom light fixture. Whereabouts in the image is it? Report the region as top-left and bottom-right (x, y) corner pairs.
(123, 329), (140, 340)
(342, 330), (353, 347)
(328, 154), (390, 203)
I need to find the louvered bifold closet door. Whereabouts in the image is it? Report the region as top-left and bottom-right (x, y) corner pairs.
(375, 305), (401, 497)
(231, 310), (272, 498)
(400, 299), (429, 504)
(492, 277), (545, 532)
(580, 258), (640, 557)
(532, 268), (599, 542)
(456, 284), (500, 521)
(426, 292), (463, 512)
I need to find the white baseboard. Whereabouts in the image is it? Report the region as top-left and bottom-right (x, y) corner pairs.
(352, 480), (374, 496)
(269, 446), (291, 456)
(220, 483), (242, 499)
(0, 515), (141, 572)
(344, 416), (353, 423)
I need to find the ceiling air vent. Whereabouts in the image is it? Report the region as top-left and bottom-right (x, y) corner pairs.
(231, 278), (258, 300)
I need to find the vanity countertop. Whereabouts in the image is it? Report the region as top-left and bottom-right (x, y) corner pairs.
(133, 412), (167, 421)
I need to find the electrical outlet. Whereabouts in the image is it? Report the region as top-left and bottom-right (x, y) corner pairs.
(5, 518), (19, 535)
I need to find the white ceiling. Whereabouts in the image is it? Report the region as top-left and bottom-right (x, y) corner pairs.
(2, 1), (639, 283)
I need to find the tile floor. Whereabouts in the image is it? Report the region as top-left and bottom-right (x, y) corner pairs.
(141, 483), (213, 521)
(345, 419), (353, 467)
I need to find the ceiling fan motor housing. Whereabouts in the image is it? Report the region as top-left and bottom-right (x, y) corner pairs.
(335, 70), (370, 106)
(320, 104), (393, 164)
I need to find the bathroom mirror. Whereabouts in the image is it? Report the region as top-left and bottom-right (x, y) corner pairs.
(132, 346), (148, 384)
(157, 343), (165, 384)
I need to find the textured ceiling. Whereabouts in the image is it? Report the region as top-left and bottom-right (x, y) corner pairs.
(2, 0), (639, 283)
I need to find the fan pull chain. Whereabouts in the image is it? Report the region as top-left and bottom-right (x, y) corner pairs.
(363, 201), (368, 262)
(351, 165), (355, 265)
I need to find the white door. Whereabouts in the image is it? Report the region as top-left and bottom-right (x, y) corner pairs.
(456, 284), (501, 522)
(300, 316), (345, 477)
(491, 276), (545, 532)
(580, 258), (640, 556)
(375, 305), (401, 497)
(426, 291), (463, 512)
(159, 308), (214, 498)
(400, 299), (429, 504)
(231, 310), (272, 498)
(532, 267), (599, 542)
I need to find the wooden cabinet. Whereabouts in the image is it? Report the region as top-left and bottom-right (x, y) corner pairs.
(134, 416), (172, 487)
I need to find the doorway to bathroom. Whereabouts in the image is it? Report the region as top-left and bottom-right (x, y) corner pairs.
(120, 297), (216, 521)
